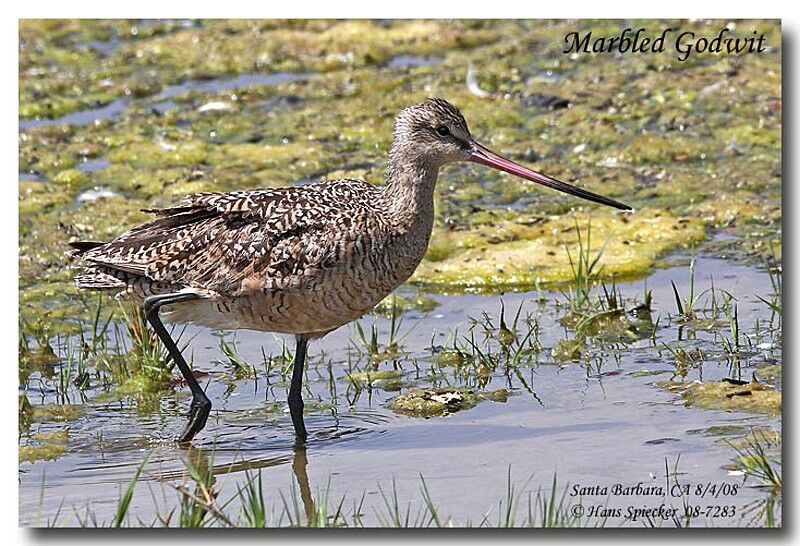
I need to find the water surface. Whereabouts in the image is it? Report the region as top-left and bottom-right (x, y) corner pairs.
(19, 256), (782, 527)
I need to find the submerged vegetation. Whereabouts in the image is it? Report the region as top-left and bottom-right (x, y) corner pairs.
(19, 19), (781, 528)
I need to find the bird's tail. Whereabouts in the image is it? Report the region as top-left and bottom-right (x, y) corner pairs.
(69, 241), (128, 291)
(68, 240), (105, 255)
(73, 268), (128, 291)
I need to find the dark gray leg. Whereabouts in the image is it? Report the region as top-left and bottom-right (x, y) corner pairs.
(289, 334), (309, 440)
(144, 293), (211, 443)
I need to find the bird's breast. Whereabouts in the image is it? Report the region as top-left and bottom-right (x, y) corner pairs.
(167, 220), (433, 335)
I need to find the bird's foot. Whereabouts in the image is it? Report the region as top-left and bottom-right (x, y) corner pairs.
(176, 397), (212, 443)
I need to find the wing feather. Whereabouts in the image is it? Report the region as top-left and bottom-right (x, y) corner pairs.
(71, 180), (382, 296)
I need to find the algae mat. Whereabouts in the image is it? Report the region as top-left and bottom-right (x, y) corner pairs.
(20, 19), (780, 331)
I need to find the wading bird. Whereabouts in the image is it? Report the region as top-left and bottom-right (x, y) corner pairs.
(70, 98), (630, 443)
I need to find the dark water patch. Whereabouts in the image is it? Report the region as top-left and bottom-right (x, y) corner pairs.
(156, 71), (313, 100)
(644, 437), (681, 445)
(79, 38), (121, 57)
(386, 54), (440, 69)
(76, 159), (110, 173)
(148, 99), (178, 115)
(520, 92), (571, 110)
(19, 172), (44, 182)
(19, 72), (313, 130)
(19, 99), (129, 130)
(135, 18), (197, 31)
(261, 95), (305, 111)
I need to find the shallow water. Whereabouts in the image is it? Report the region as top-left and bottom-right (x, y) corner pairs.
(19, 99), (130, 130)
(18, 71), (312, 130)
(18, 256), (781, 527)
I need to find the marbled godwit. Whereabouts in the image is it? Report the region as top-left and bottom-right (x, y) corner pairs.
(70, 98), (630, 443)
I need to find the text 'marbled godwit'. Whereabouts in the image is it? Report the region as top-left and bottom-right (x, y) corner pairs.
(70, 98), (631, 443)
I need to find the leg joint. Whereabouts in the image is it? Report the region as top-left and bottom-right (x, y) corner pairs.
(144, 292), (199, 319)
(143, 295), (161, 320)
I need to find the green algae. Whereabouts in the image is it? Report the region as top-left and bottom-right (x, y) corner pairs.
(437, 348), (474, 368)
(387, 386), (509, 416)
(227, 405), (281, 424)
(116, 373), (171, 396)
(347, 369), (407, 391)
(107, 141), (210, 168)
(19, 342), (59, 370)
(19, 396), (34, 432)
(19, 20), (499, 121)
(659, 377), (781, 415)
(478, 388), (509, 403)
(303, 399), (337, 413)
(575, 308), (648, 343)
(19, 181), (73, 215)
(497, 322), (517, 347)
(414, 210), (706, 290)
(30, 403), (86, 423)
(551, 337), (587, 362)
(725, 427), (780, 451)
(388, 387), (478, 417)
(20, 430), (70, 464)
(687, 424), (767, 438)
(552, 294), (655, 362)
(757, 363), (781, 384)
(52, 168), (90, 188)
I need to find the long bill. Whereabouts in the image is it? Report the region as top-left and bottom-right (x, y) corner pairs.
(469, 141), (632, 211)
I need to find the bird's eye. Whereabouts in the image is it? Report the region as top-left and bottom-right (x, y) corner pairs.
(435, 125), (451, 137)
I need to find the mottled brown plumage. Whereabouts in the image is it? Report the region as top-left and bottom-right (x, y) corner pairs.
(70, 98), (630, 442)
(75, 179), (430, 336)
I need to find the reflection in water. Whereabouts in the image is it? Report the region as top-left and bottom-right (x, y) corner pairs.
(159, 439), (316, 524)
(291, 440), (315, 523)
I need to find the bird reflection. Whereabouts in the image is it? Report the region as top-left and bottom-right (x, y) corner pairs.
(291, 439), (315, 522)
(170, 438), (316, 524)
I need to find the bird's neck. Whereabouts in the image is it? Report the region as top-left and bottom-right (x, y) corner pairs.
(382, 154), (438, 236)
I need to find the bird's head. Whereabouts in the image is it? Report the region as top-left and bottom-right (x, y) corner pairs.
(392, 98), (473, 167)
(391, 98), (631, 211)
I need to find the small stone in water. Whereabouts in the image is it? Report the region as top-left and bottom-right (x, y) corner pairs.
(198, 101), (234, 113)
(429, 391), (462, 405)
(77, 187), (118, 203)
